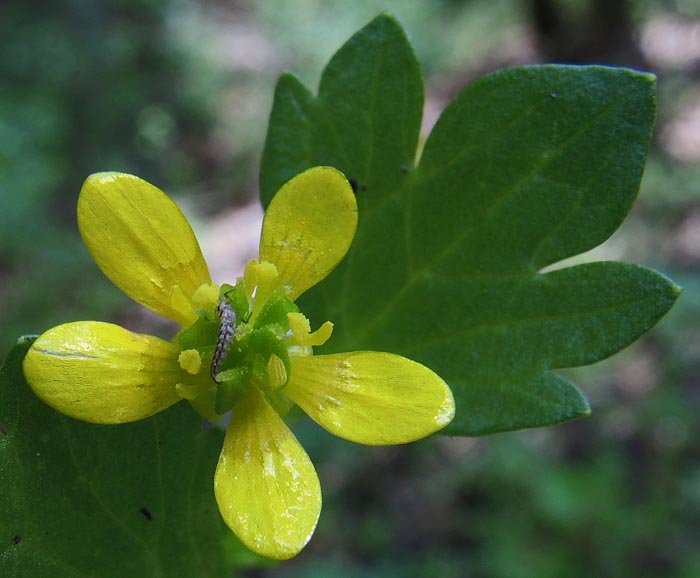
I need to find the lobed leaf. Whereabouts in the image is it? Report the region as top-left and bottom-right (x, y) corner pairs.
(260, 14), (680, 435)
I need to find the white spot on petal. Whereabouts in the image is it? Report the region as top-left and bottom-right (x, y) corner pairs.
(263, 451), (276, 477)
(283, 454), (301, 480)
(435, 395), (455, 427)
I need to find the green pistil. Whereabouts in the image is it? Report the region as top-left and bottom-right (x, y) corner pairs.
(179, 280), (299, 416)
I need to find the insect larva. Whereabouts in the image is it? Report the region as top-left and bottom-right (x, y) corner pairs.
(211, 300), (236, 381)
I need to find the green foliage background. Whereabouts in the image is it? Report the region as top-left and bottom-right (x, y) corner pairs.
(1, 1), (699, 577)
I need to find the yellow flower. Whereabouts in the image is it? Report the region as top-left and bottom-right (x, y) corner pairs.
(23, 167), (455, 560)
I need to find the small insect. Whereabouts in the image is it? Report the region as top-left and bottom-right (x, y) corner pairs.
(139, 507), (153, 522)
(211, 299), (236, 381)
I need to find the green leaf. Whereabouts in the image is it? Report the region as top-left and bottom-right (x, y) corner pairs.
(260, 15), (680, 435)
(448, 372), (590, 436)
(261, 13), (422, 205)
(0, 337), (241, 577)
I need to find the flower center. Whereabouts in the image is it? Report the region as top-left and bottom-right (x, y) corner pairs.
(175, 260), (332, 418)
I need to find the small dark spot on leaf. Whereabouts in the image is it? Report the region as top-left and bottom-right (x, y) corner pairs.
(348, 178), (368, 193)
(0, 421), (7, 436)
(400, 163), (410, 173)
(12, 535), (21, 545)
(139, 507), (153, 521)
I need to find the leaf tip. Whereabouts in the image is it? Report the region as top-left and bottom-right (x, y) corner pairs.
(569, 386), (592, 420)
(362, 11), (407, 38)
(626, 68), (657, 103)
(638, 70), (657, 87)
(276, 70), (307, 92)
(16, 334), (38, 348)
(1, 335), (35, 372)
(654, 270), (683, 312)
(578, 404), (592, 418)
(369, 11), (399, 25)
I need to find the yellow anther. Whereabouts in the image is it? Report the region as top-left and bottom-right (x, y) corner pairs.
(308, 321), (333, 346)
(244, 259), (281, 323)
(287, 312), (333, 347)
(178, 349), (202, 375)
(287, 311), (311, 336)
(192, 282), (220, 308)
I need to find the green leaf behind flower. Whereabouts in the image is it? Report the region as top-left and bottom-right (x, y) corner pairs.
(260, 14), (680, 435)
(0, 338), (244, 577)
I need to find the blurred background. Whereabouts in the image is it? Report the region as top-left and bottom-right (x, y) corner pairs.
(1, 0), (699, 576)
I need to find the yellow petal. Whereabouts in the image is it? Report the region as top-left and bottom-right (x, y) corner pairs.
(285, 352), (455, 445)
(23, 321), (182, 424)
(260, 166), (357, 300)
(214, 387), (321, 560)
(78, 172), (212, 326)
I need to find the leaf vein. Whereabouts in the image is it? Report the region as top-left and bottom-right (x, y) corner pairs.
(398, 292), (658, 357)
(351, 96), (626, 345)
